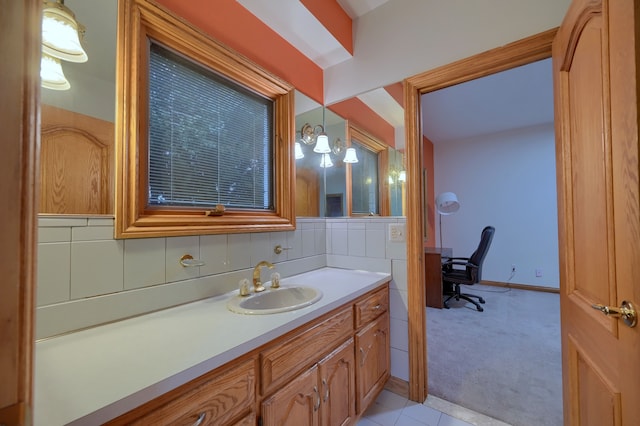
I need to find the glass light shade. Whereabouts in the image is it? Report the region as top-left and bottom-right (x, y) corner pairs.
(313, 134), (331, 153)
(40, 53), (70, 90)
(320, 153), (333, 168)
(388, 176), (394, 184)
(436, 192), (460, 215)
(398, 170), (406, 182)
(42, 1), (88, 63)
(294, 142), (304, 159)
(343, 147), (359, 163)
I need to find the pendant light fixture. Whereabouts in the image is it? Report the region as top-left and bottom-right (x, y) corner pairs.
(40, 53), (71, 90)
(320, 153), (334, 168)
(343, 147), (359, 163)
(42, 0), (88, 63)
(294, 142), (305, 159)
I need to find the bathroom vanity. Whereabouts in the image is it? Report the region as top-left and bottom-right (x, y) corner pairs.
(34, 268), (391, 425)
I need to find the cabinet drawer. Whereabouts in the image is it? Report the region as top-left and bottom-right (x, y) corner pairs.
(111, 358), (255, 426)
(261, 307), (353, 395)
(354, 286), (388, 329)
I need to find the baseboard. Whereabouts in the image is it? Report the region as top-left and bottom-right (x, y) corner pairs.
(385, 376), (409, 398)
(481, 280), (560, 294)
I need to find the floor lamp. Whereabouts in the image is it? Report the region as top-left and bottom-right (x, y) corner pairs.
(436, 192), (460, 248)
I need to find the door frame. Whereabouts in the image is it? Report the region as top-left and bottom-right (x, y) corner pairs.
(0, 0), (40, 423)
(403, 28), (557, 401)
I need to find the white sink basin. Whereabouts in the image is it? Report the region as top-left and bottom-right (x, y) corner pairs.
(227, 285), (323, 315)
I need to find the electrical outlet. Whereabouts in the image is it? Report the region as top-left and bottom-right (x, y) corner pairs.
(389, 224), (406, 242)
(535, 268), (543, 277)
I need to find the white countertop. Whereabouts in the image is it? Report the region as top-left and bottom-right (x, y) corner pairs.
(34, 267), (390, 426)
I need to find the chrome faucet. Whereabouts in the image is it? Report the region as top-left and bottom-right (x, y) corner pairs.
(252, 260), (274, 292)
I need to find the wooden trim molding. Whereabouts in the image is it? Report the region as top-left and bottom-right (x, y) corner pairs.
(481, 280), (561, 294)
(346, 121), (390, 216)
(384, 376), (410, 399)
(0, 0), (39, 422)
(115, 0), (296, 238)
(403, 28), (557, 403)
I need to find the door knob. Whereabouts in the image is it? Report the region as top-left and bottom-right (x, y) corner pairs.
(591, 300), (637, 328)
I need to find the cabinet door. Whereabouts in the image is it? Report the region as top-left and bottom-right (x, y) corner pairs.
(262, 365), (320, 426)
(318, 338), (356, 426)
(355, 313), (390, 413)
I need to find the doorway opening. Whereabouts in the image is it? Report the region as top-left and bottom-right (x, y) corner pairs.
(403, 28), (558, 407)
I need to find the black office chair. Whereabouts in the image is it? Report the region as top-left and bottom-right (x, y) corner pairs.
(442, 226), (495, 312)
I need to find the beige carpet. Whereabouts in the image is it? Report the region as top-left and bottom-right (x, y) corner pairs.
(426, 284), (563, 426)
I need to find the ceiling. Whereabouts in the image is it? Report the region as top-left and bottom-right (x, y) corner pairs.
(239, 0), (554, 145)
(64, 0), (554, 145)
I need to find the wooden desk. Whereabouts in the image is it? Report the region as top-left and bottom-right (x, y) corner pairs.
(424, 247), (453, 308)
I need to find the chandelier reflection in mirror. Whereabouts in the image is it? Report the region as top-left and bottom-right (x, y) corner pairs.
(295, 125), (359, 167)
(41, 0), (89, 90)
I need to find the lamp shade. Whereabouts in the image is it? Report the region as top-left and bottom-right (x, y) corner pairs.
(40, 53), (71, 90)
(436, 192), (460, 215)
(42, 1), (88, 63)
(313, 133), (331, 153)
(320, 153), (333, 168)
(294, 142), (304, 159)
(343, 147), (358, 163)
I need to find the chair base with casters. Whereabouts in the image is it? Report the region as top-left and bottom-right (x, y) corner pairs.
(443, 283), (485, 311)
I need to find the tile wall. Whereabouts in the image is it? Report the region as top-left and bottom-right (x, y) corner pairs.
(36, 215), (409, 382)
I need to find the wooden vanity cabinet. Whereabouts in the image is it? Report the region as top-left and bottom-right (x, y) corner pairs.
(106, 283), (389, 426)
(354, 286), (390, 413)
(106, 358), (256, 426)
(356, 312), (390, 413)
(261, 338), (356, 426)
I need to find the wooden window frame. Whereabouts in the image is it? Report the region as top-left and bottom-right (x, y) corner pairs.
(345, 122), (390, 217)
(115, 0), (295, 238)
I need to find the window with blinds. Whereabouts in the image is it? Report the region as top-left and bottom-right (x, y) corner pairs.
(351, 141), (379, 215)
(148, 43), (274, 211)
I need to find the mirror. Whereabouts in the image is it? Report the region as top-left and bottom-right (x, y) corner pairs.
(295, 91), (406, 217)
(294, 93), (347, 217)
(39, 0), (117, 216)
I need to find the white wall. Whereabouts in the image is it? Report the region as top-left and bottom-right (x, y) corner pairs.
(325, 0), (571, 103)
(434, 123), (559, 288)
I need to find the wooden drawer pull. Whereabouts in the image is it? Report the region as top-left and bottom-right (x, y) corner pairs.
(193, 412), (206, 426)
(372, 304), (381, 310)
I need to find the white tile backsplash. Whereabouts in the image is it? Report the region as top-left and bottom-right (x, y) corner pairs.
(72, 225), (115, 241)
(199, 235), (229, 275)
(124, 237), (166, 290)
(227, 233), (251, 271)
(38, 226), (71, 243)
(70, 239), (124, 299)
(37, 242), (71, 305)
(36, 217), (408, 343)
(166, 236), (200, 283)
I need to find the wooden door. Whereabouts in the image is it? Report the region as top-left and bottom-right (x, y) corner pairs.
(40, 104), (114, 214)
(318, 339), (355, 426)
(295, 167), (319, 217)
(553, 0), (640, 424)
(261, 365), (319, 426)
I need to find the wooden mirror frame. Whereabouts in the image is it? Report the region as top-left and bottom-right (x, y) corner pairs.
(345, 121), (390, 217)
(115, 0), (296, 238)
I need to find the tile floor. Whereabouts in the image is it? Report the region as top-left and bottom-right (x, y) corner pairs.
(358, 390), (513, 426)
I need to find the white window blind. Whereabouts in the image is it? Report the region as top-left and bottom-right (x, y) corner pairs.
(351, 142), (379, 214)
(148, 42), (274, 210)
